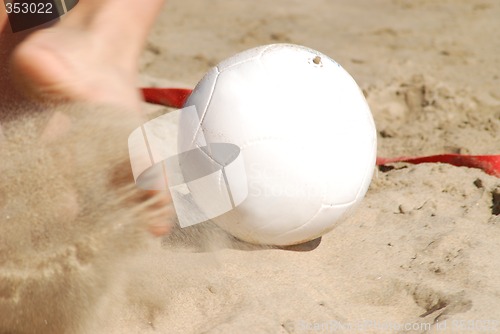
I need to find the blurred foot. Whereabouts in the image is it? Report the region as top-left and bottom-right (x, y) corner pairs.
(10, 18), (142, 111)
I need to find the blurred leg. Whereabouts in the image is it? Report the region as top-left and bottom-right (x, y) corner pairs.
(0, 0), (171, 236)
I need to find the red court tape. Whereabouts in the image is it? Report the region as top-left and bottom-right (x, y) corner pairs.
(141, 88), (500, 178)
(142, 88), (192, 109)
(377, 155), (500, 178)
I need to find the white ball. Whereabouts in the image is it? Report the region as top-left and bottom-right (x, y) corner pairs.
(181, 44), (377, 246)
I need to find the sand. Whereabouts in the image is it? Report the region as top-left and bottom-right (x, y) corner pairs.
(1, 0), (500, 333)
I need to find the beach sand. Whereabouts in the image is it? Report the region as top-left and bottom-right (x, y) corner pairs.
(1, 0), (500, 333)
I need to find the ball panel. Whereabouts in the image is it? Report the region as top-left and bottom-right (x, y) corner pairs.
(180, 67), (219, 151)
(201, 58), (276, 146)
(257, 44), (377, 206)
(354, 138), (378, 202)
(217, 44), (270, 72)
(212, 137), (327, 245)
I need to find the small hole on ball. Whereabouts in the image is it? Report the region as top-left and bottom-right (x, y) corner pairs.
(313, 56), (321, 65)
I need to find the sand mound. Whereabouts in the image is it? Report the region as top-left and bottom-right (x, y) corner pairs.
(366, 74), (500, 157)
